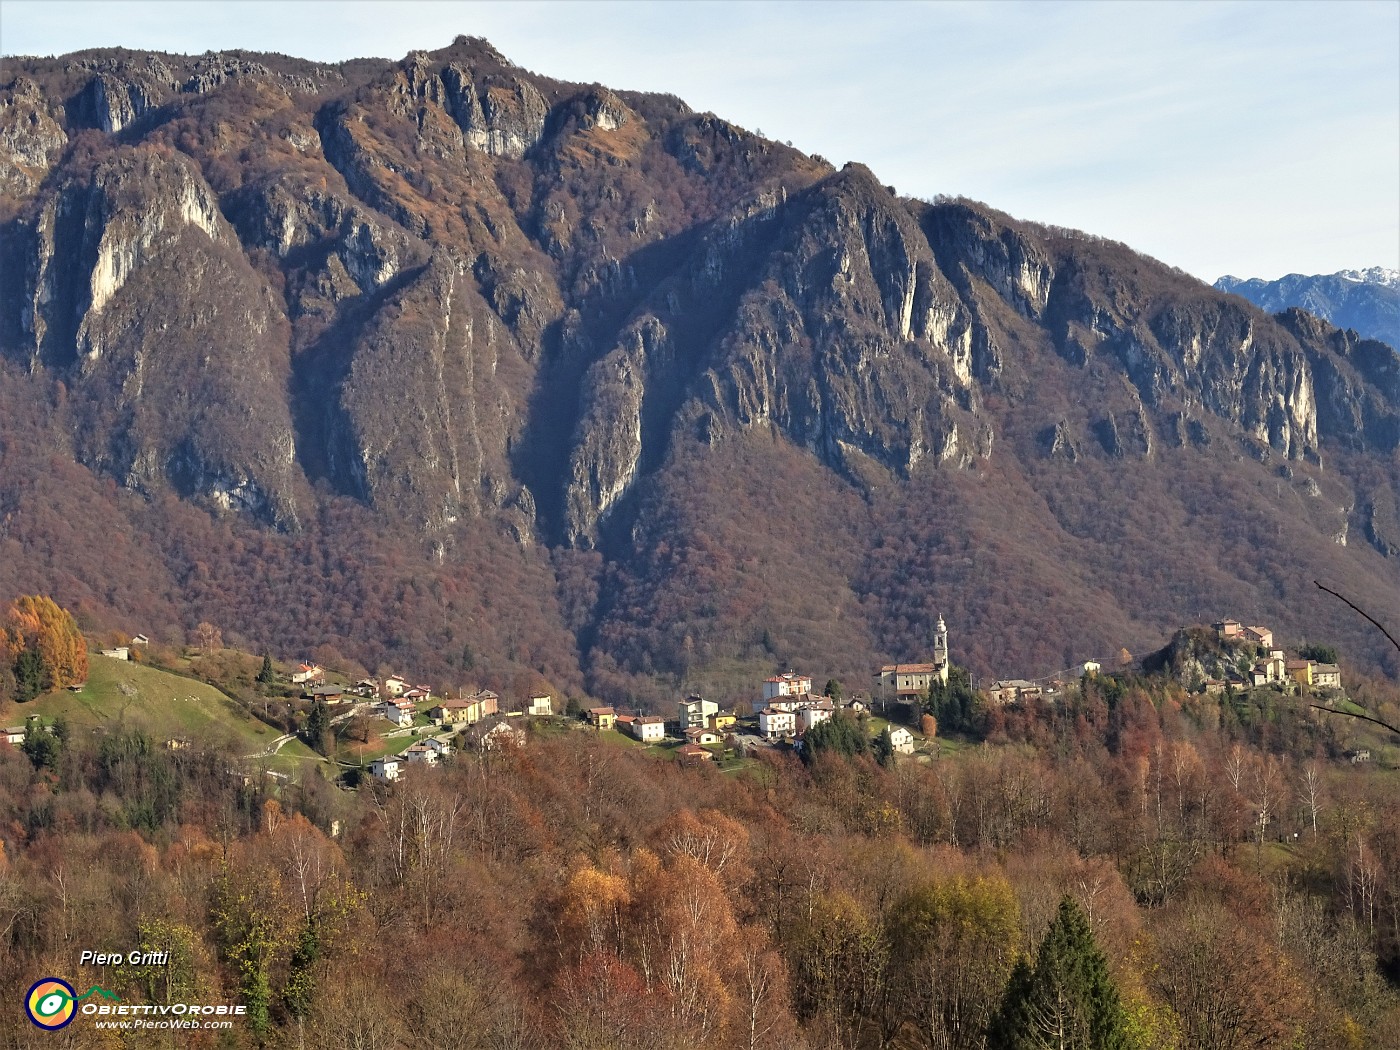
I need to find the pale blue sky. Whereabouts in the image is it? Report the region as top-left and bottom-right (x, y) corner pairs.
(2, 0), (1396, 283)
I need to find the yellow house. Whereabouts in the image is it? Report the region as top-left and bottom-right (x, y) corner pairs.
(432, 698), (478, 725)
(1286, 660), (1313, 687)
(587, 706), (616, 730)
(707, 711), (736, 733)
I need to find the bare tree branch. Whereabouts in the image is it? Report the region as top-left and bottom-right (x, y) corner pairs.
(1313, 581), (1400, 657)
(1304, 708), (1394, 739)
(1308, 581), (1400, 736)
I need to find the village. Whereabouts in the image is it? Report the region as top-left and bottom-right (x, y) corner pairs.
(7, 609), (1354, 782)
(209, 610), (1352, 784)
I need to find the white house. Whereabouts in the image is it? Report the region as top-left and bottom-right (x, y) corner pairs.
(762, 672), (813, 702)
(1257, 649), (1288, 684)
(3, 726), (25, 746)
(1313, 663), (1342, 689)
(291, 663), (324, 685)
(377, 700), (414, 728)
(100, 646), (130, 661)
(633, 715), (667, 743)
(527, 694), (553, 716)
(678, 695), (718, 729)
(403, 742), (439, 766)
(797, 699), (835, 733)
(888, 726), (915, 754)
(369, 755), (404, 781)
(758, 708), (796, 739)
(383, 675), (408, 697)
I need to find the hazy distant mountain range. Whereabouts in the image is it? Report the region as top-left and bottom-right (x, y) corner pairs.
(1215, 268), (1400, 352)
(1, 38), (1399, 703)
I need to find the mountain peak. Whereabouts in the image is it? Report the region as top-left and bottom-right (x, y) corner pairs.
(1214, 269), (1400, 349)
(1, 39), (1398, 699)
(1335, 266), (1400, 289)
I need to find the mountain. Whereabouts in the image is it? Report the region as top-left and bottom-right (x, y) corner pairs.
(2, 39), (1400, 706)
(1215, 268), (1400, 352)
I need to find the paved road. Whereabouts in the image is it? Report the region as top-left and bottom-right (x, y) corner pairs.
(246, 700), (456, 763)
(248, 733), (295, 758)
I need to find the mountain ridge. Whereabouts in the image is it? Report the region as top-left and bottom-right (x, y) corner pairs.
(1215, 268), (1400, 353)
(2, 38), (1399, 704)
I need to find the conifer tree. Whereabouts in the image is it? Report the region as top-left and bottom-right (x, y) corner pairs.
(21, 719), (61, 769)
(13, 648), (44, 703)
(990, 896), (1129, 1050)
(801, 711), (869, 764)
(304, 700), (331, 756)
(872, 725), (895, 768)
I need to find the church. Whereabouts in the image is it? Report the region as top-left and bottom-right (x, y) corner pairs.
(874, 617), (950, 705)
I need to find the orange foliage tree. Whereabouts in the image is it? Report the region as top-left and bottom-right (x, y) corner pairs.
(2, 594), (88, 699)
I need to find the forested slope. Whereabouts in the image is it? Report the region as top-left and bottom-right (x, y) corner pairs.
(1, 38), (1398, 703)
(2, 665), (1399, 1047)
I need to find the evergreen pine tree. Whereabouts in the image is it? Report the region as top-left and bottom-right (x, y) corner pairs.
(872, 725), (895, 767)
(990, 896), (1129, 1050)
(256, 653), (275, 686)
(304, 700), (331, 756)
(926, 676), (947, 725)
(13, 648), (44, 702)
(21, 720), (61, 769)
(801, 711), (869, 764)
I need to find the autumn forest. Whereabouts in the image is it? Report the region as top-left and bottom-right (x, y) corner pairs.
(3, 32), (1400, 1049)
(2, 595), (1400, 1047)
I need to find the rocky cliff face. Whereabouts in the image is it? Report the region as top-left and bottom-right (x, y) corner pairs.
(11, 142), (300, 523)
(2, 38), (1399, 697)
(0, 76), (67, 202)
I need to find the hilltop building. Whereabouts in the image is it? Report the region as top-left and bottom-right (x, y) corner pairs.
(1241, 626), (1274, 647)
(1212, 619), (1242, 640)
(1212, 619), (1274, 649)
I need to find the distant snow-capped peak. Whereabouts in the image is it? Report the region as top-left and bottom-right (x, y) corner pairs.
(1335, 267), (1400, 288)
